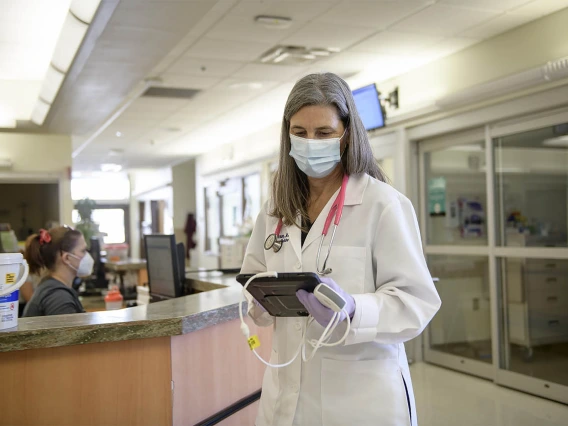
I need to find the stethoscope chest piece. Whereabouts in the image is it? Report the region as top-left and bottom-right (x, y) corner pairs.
(264, 234), (283, 253)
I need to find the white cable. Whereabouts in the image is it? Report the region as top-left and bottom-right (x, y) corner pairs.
(240, 272), (352, 368)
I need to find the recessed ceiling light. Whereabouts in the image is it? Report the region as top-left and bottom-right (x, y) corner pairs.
(109, 148), (124, 156)
(116, 131), (122, 137)
(543, 135), (568, 146)
(101, 163), (122, 172)
(448, 144), (484, 152)
(254, 15), (293, 30)
(164, 127), (182, 133)
(229, 82), (263, 90)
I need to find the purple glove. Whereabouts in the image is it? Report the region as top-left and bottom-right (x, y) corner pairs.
(296, 277), (356, 327)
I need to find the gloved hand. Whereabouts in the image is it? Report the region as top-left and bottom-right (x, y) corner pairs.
(296, 277), (356, 327)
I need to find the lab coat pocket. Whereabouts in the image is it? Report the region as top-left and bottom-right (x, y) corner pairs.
(327, 246), (366, 294)
(320, 358), (410, 426)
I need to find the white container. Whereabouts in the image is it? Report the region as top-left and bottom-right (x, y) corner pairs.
(105, 301), (123, 310)
(0, 253), (29, 330)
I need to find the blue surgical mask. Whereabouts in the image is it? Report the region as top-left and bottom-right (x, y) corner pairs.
(289, 130), (346, 178)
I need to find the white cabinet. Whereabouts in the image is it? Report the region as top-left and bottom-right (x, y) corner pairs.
(506, 259), (568, 349)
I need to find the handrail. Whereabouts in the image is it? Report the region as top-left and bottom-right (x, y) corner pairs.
(193, 390), (261, 426)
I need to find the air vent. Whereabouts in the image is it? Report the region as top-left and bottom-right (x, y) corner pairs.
(142, 87), (200, 99)
(258, 45), (339, 66)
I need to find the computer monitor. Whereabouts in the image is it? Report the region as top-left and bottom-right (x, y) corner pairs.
(144, 234), (185, 301)
(89, 237), (108, 289)
(352, 83), (386, 131)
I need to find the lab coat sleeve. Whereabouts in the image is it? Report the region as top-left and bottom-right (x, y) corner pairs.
(240, 207), (274, 328)
(345, 196), (441, 345)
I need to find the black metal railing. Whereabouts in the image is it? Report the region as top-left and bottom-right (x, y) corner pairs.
(194, 390), (261, 426)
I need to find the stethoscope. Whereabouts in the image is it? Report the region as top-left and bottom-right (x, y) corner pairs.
(264, 174), (349, 276)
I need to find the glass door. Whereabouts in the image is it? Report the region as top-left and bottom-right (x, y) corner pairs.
(492, 115), (568, 404)
(419, 110), (568, 404)
(419, 128), (495, 378)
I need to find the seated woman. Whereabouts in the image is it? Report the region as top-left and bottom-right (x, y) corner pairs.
(23, 227), (92, 317)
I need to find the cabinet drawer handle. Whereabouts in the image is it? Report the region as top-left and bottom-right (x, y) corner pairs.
(546, 277), (558, 283)
(546, 296), (558, 302)
(548, 320), (560, 327)
(545, 263), (557, 269)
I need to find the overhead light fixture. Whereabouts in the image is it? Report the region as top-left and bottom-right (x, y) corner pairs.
(70, 0), (101, 24)
(109, 148), (124, 156)
(31, 100), (50, 126)
(51, 13), (88, 73)
(229, 82), (264, 90)
(39, 66), (66, 104)
(543, 135), (568, 147)
(101, 163), (122, 173)
(448, 144), (484, 152)
(29, 0), (102, 127)
(259, 45), (339, 65)
(437, 55), (568, 109)
(116, 131), (122, 137)
(254, 15), (293, 30)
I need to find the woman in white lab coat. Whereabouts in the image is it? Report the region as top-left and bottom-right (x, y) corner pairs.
(241, 73), (441, 426)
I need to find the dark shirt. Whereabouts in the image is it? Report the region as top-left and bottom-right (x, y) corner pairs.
(23, 277), (85, 317)
(301, 218), (313, 247)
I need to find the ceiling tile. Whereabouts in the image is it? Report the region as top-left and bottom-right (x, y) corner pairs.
(510, 0), (568, 16)
(183, 37), (274, 62)
(231, 0), (337, 22)
(392, 4), (500, 36)
(280, 22), (378, 51)
(231, 63), (309, 81)
(309, 52), (378, 79)
(460, 12), (535, 38)
(350, 31), (443, 55)
(127, 97), (190, 113)
(159, 74), (221, 90)
(206, 15), (300, 43)
(167, 57), (244, 77)
(422, 37), (481, 60)
(438, 0), (534, 12)
(317, 0), (430, 29)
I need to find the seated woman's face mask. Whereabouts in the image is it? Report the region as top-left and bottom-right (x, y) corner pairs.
(289, 130), (346, 178)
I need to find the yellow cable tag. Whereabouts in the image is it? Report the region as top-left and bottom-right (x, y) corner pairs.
(247, 335), (261, 351)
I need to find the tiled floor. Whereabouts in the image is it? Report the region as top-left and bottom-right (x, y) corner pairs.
(410, 363), (568, 426)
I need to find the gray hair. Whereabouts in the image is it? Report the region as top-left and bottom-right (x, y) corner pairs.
(270, 72), (386, 228)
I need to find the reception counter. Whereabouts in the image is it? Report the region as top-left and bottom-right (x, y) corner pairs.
(0, 273), (272, 426)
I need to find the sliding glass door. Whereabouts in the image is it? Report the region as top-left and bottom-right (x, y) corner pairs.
(419, 110), (568, 403)
(419, 128), (494, 379)
(492, 114), (568, 404)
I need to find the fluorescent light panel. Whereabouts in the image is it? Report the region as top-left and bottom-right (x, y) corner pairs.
(51, 13), (88, 73)
(543, 136), (568, 147)
(39, 66), (65, 104)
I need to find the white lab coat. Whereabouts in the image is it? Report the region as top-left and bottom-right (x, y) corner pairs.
(242, 173), (441, 426)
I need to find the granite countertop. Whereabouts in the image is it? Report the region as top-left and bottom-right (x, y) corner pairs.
(0, 273), (245, 353)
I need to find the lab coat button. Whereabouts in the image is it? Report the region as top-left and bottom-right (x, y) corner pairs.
(292, 385), (300, 393)
(295, 262), (302, 269)
(295, 322), (302, 331)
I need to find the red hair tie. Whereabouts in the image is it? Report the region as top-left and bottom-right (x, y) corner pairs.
(39, 229), (52, 245)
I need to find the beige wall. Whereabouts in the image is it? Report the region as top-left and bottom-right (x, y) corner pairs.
(0, 132), (72, 225)
(376, 7), (568, 112)
(172, 159), (197, 266)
